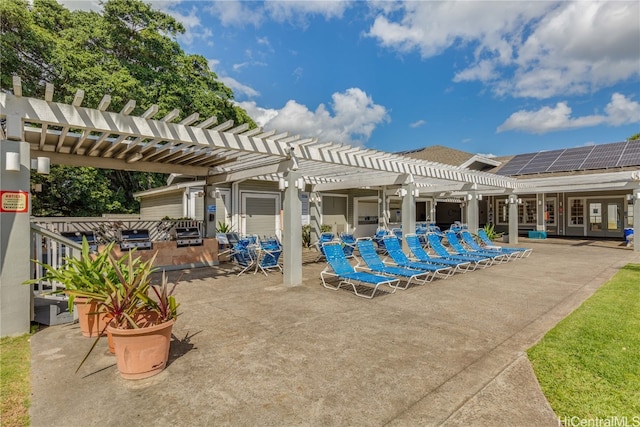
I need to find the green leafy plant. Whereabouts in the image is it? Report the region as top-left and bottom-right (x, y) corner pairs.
(320, 224), (333, 233)
(482, 223), (504, 240)
(302, 225), (312, 248)
(24, 237), (127, 310)
(216, 221), (235, 233)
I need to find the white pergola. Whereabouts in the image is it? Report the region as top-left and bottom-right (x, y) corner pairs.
(1, 79), (526, 335)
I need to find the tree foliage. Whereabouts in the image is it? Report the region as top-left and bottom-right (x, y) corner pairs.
(1, 0), (256, 216)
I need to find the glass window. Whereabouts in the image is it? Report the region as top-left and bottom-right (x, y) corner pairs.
(518, 199), (536, 225)
(589, 202), (602, 231)
(569, 198), (584, 226)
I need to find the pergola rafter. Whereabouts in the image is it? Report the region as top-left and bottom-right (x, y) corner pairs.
(0, 83), (521, 193)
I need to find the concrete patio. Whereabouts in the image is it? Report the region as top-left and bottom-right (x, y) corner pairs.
(30, 238), (638, 426)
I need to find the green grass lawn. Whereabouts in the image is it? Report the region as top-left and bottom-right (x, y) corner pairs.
(528, 264), (640, 419)
(0, 333), (31, 426)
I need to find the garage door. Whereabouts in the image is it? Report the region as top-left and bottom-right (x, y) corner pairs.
(242, 193), (280, 238)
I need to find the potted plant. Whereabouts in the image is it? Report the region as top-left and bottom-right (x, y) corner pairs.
(26, 238), (124, 337)
(74, 250), (179, 380)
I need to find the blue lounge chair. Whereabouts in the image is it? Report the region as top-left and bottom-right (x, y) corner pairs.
(372, 228), (389, 253)
(460, 230), (521, 261)
(320, 242), (401, 299)
(405, 234), (473, 273)
(426, 233), (492, 268)
(314, 232), (336, 261)
(476, 229), (532, 258)
(255, 238), (283, 275)
(355, 238), (435, 287)
(339, 232), (357, 258)
(445, 231), (508, 264)
(381, 236), (454, 278)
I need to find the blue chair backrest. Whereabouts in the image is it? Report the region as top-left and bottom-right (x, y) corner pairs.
(460, 230), (482, 250)
(405, 234), (428, 258)
(382, 236), (411, 264)
(323, 242), (355, 276)
(445, 231), (466, 252)
(477, 229), (492, 245)
(427, 233), (451, 257)
(356, 239), (386, 270)
(392, 228), (403, 239)
(320, 232), (335, 243)
(340, 233), (356, 257)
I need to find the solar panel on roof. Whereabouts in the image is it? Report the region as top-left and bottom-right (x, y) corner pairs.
(518, 149), (565, 174)
(496, 152), (537, 175)
(581, 142), (626, 169)
(546, 146), (594, 172)
(617, 141), (640, 167)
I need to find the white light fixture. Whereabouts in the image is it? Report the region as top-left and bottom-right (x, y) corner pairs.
(478, 194), (483, 201)
(5, 151), (20, 171)
(467, 194), (473, 201)
(37, 157), (50, 174)
(278, 178), (287, 191)
(396, 188), (407, 197)
(295, 178), (305, 189)
(413, 189), (420, 198)
(627, 194), (634, 201)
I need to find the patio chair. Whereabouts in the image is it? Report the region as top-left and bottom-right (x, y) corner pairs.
(405, 234), (473, 273)
(444, 231), (508, 264)
(380, 236), (454, 278)
(255, 238), (283, 275)
(426, 233), (493, 268)
(372, 228), (390, 253)
(314, 232), (336, 261)
(355, 238), (435, 287)
(339, 232), (357, 258)
(320, 242), (401, 299)
(230, 238), (256, 275)
(460, 230), (523, 260)
(477, 229), (532, 258)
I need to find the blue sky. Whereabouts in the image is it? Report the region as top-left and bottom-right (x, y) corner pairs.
(63, 1), (640, 157)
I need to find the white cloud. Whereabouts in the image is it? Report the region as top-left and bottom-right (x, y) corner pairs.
(237, 88), (389, 146)
(220, 76), (260, 98)
(410, 120), (426, 128)
(497, 93), (640, 134)
(366, 1), (640, 99)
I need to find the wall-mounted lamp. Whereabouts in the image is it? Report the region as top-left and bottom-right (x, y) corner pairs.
(478, 194), (483, 201)
(517, 198), (523, 205)
(396, 188), (407, 197)
(295, 178), (305, 190)
(27, 156), (51, 174)
(413, 189), (420, 198)
(278, 178), (287, 191)
(467, 194), (473, 201)
(627, 194), (634, 202)
(5, 151), (20, 171)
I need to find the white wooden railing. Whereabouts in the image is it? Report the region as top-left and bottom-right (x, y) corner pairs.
(29, 223), (82, 298)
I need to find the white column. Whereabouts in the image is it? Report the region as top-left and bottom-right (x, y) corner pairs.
(508, 194), (519, 244)
(466, 192), (479, 232)
(283, 171), (303, 286)
(401, 182), (416, 252)
(1, 139), (32, 336)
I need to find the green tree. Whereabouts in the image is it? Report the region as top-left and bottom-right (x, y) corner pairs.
(1, 0), (256, 216)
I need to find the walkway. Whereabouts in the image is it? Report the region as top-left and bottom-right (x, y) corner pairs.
(30, 239), (638, 426)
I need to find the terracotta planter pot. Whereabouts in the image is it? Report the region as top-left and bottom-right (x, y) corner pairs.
(107, 318), (175, 380)
(106, 311), (159, 354)
(74, 298), (111, 337)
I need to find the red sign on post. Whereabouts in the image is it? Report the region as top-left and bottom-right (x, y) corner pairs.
(0, 191), (29, 213)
